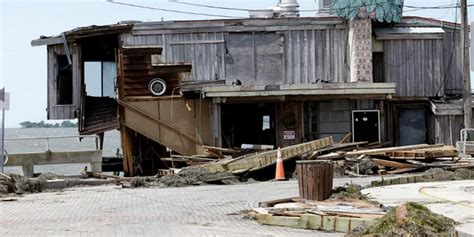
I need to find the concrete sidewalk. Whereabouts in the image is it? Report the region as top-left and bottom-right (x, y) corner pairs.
(362, 180), (474, 237)
(0, 176), (387, 237)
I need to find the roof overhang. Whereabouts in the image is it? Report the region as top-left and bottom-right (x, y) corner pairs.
(431, 99), (463, 116)
(374, 27), (445, 40)
(31, 23), (133, 47)
(201, 83), (396, 98)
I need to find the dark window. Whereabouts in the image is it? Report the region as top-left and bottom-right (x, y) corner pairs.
(373, 52), (384, 83)
(57, 55), (73, 105)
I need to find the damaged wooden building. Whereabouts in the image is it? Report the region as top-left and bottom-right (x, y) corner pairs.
(31, 14), (464, 176)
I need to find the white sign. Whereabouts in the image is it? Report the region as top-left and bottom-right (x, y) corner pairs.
(0, 93), (10, 110)
(283, 130), (295, 140)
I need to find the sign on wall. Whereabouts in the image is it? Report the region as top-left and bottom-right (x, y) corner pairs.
(0, 93), (10, 110)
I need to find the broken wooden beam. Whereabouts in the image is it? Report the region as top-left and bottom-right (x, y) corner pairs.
(203, 137), (334, 174)
(372, 159), (418, 169)
(317, 144), (445, 160)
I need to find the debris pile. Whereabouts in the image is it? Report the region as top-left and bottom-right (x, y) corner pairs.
(0, 173), (47, 195)
(156, 167), (238, 187)
(330, 184), (369, 201)
(315, 143), (472, 176)
(356, 202), (457, 236)
(247, 194), (386, 233)
(155, 136), (473, 181)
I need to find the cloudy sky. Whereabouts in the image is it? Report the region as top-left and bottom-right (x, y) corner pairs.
(0, 0), (472, 127)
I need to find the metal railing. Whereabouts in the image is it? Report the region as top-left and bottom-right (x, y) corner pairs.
(2, 134), (103, 177)
(459, 128), (474, 157)
(4, 135), (101, 151)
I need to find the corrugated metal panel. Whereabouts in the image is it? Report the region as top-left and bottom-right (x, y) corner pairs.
(284, 29), (347, 84)
(384, 39), (444, 97)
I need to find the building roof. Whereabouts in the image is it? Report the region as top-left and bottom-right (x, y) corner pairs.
(31, 15), (461, 47)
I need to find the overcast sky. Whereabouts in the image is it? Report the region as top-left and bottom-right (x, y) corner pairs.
(0, 0), (473, 127)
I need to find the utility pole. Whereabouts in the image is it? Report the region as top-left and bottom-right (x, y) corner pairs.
(461, 0), (472, 128)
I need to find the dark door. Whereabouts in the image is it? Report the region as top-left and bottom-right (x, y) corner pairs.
(399, 108), (426, 145)
(221, 103), (276, 148)
(353, 111), (380, 143)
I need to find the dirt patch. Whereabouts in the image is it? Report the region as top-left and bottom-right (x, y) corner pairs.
(157, 167), (239, 187)
(330, 184), (370, 201)
(356, 202), (457, 236)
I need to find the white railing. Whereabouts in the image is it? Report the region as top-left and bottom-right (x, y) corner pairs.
(458, 128), (474, 157)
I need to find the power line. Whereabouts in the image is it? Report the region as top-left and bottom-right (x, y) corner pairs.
(106, 0), (242, 18)
(167, 0), (474, 13)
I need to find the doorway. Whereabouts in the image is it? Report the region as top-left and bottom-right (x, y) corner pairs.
(398, 107), (426, 145)
(352, 110), (380, 143)
(221, 103), (276, 148)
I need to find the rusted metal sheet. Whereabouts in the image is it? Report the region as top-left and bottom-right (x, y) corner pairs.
(296, 160), (334, 201)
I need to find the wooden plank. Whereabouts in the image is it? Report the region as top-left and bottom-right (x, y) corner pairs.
(317, 144), (445, 160)
(202, 145), (239, 153)
(338, 132), (352, 143)
(372, 159), (418, 169)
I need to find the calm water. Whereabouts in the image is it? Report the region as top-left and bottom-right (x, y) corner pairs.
(3, 128), (121, 175)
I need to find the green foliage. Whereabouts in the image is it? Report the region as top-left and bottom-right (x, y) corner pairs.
(19, 120), (77, 128)
(330, 0), (403, 23)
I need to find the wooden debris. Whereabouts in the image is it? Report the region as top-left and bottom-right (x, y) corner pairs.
(338, 132), (352, 143)
(202, 145), (239, 154)
(372, 159), (418, 169)
(203, 137), (334, 174)
(317, 144), (445, 160)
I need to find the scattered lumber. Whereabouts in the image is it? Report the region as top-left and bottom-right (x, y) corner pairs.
(372, 159), (418, 169)
(241, 144), (274, 150)
(308, 141), (368, 159)
(317, 144), (445, 160)
(203, 137), (334, 174)
(202, 145), (239, 154)
(338, 132), (352, 143)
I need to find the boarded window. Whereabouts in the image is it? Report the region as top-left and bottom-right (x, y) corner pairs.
(56, 55), (73, 105)
(225, 32), (283, 85)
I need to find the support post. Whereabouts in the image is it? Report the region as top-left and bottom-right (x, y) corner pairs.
(22, 164), (34, 178)
(0, 108), (4, 173)
(461, 0), (472, 128)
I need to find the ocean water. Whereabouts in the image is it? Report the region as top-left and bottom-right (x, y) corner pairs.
(3, 128), (121, 175)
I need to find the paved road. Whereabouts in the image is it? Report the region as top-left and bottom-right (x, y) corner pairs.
(0, 177), (384, 237)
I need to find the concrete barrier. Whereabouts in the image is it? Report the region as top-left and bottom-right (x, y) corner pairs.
(5, 150), (102, 177)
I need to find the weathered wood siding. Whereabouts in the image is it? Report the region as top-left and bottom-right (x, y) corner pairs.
(47, 44), (80, 119)
(384, 39), (444, 97)
(121, 32), (225, 82)
(383, 30), (462, 98)
(284, 29), (347, 84)
(121, 21), (348, 85)
(442, 30), (462, 95)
